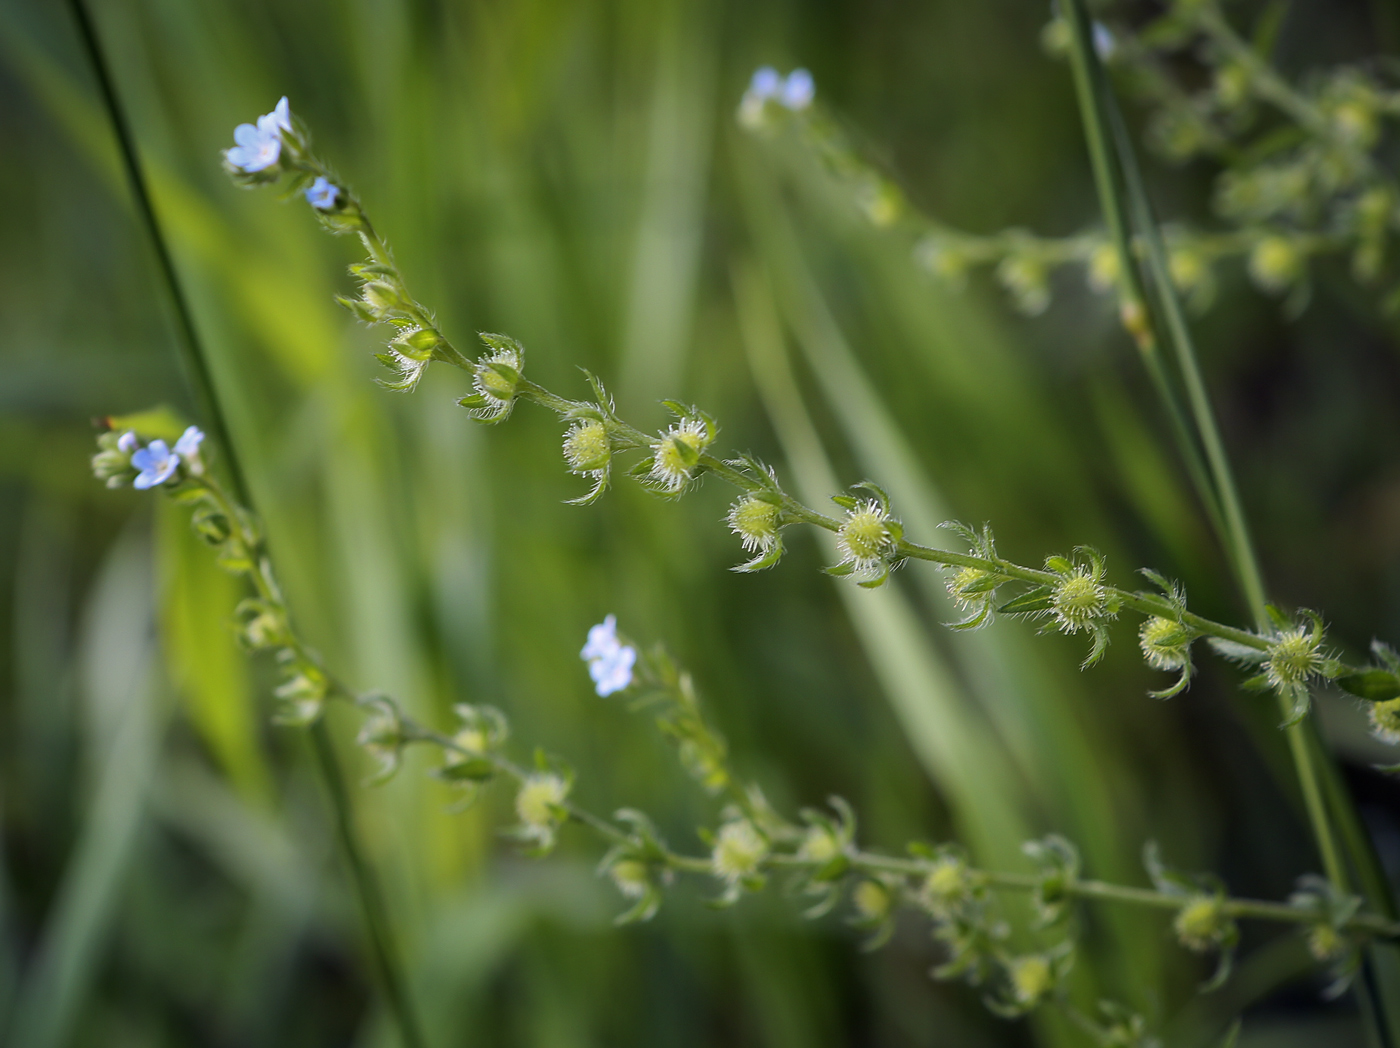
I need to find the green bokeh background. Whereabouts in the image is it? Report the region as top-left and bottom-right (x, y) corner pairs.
(2, 0), (1399, 1045)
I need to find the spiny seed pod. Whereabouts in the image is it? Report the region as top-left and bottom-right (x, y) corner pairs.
(1008, 955), (1054, 1007)
(1139, 616), (1193, 670)
(852, 879), (894, 922)
(516, 772), (569, 830)
(462, 338), (526, 423)
(1087, 242), (1120, 293)
(563, 419), (611, 474)
(922, 856), (972, 916)
(1367, 697), (1400, 745)
(836, 499), (895, 575)
(727, 497), (781, 553)
(947, 566), (993, 608)
(1307, 922), (1348, 962)
(1174, 895), (1228, 952)
(649, 418), (711, 493)
(1264, 626), (1323, 691)
(797, 825), (842, 864)
(711, 819), (767, 883)
(1169, 248), (1208, 294)
(1052, 568), (1111, 634)
(608, 860), (651, 900)
(1248, 236), (1303, 294)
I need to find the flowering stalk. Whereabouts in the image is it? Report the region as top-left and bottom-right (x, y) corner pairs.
(92, 417), (1400, 1029)
(217, 96), (1400, 740)
(737, 5), (1400, 320)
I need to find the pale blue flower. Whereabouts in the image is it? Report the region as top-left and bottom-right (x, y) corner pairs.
(131, 439), (179, 490)
(750, 66), (782, 100)
(590, 644), (636, 697)
(117, 431), (139, 453)
(264, 96), (292, 134)
(174, 425), (205, 461)
(227, 122), (281, 172)
(226, 97), (291, 173)
(581, 614), (622, 661)
(580, 615), (637, 696)
(305, 176), (339, 210)
(781, 69), (814, 110)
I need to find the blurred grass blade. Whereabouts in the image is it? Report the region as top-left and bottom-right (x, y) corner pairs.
(731, 257), (1031, 868)
(616, 0), (716, 412)
(8, 527), (162, 1048)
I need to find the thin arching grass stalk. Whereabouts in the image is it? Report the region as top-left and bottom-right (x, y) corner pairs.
(63, 4), (426, 1045)
(1062, 2), (1400, 1041)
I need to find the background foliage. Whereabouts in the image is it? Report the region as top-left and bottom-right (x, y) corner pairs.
(2, 0), (1399, 1044)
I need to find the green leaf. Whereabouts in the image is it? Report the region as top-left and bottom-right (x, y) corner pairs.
(1334, 669), (1400, 702)
(997, 585), (1054, 614)
(433, 758), (497, 783)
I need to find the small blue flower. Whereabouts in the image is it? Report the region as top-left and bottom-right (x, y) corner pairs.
(305, 176), (339, 211)
(226, 97), (291, 173)
(581, 614), (622, 661)
(117, 431), (139, 453)
(131, 439), (180, 490)
(580, 615), (637, 696)
(750, 66), (782, 101)
(227, 123), (281, 173)
(590, 645), (636, 697)
(265, 96), (292, 134)
(780, 69), (814, 110)
(174, 425), (205, 461)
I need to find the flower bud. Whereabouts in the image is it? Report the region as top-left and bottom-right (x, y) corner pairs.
(361, 280), (404, 317)
(1139, 616), (1192, 670)
(91, 430), (139, 487)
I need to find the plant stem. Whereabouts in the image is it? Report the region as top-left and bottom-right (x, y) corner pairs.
(309, 722), (427, 1048)
(65, 4), (427, 1043)
(1063, 2), (1399, 1040)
